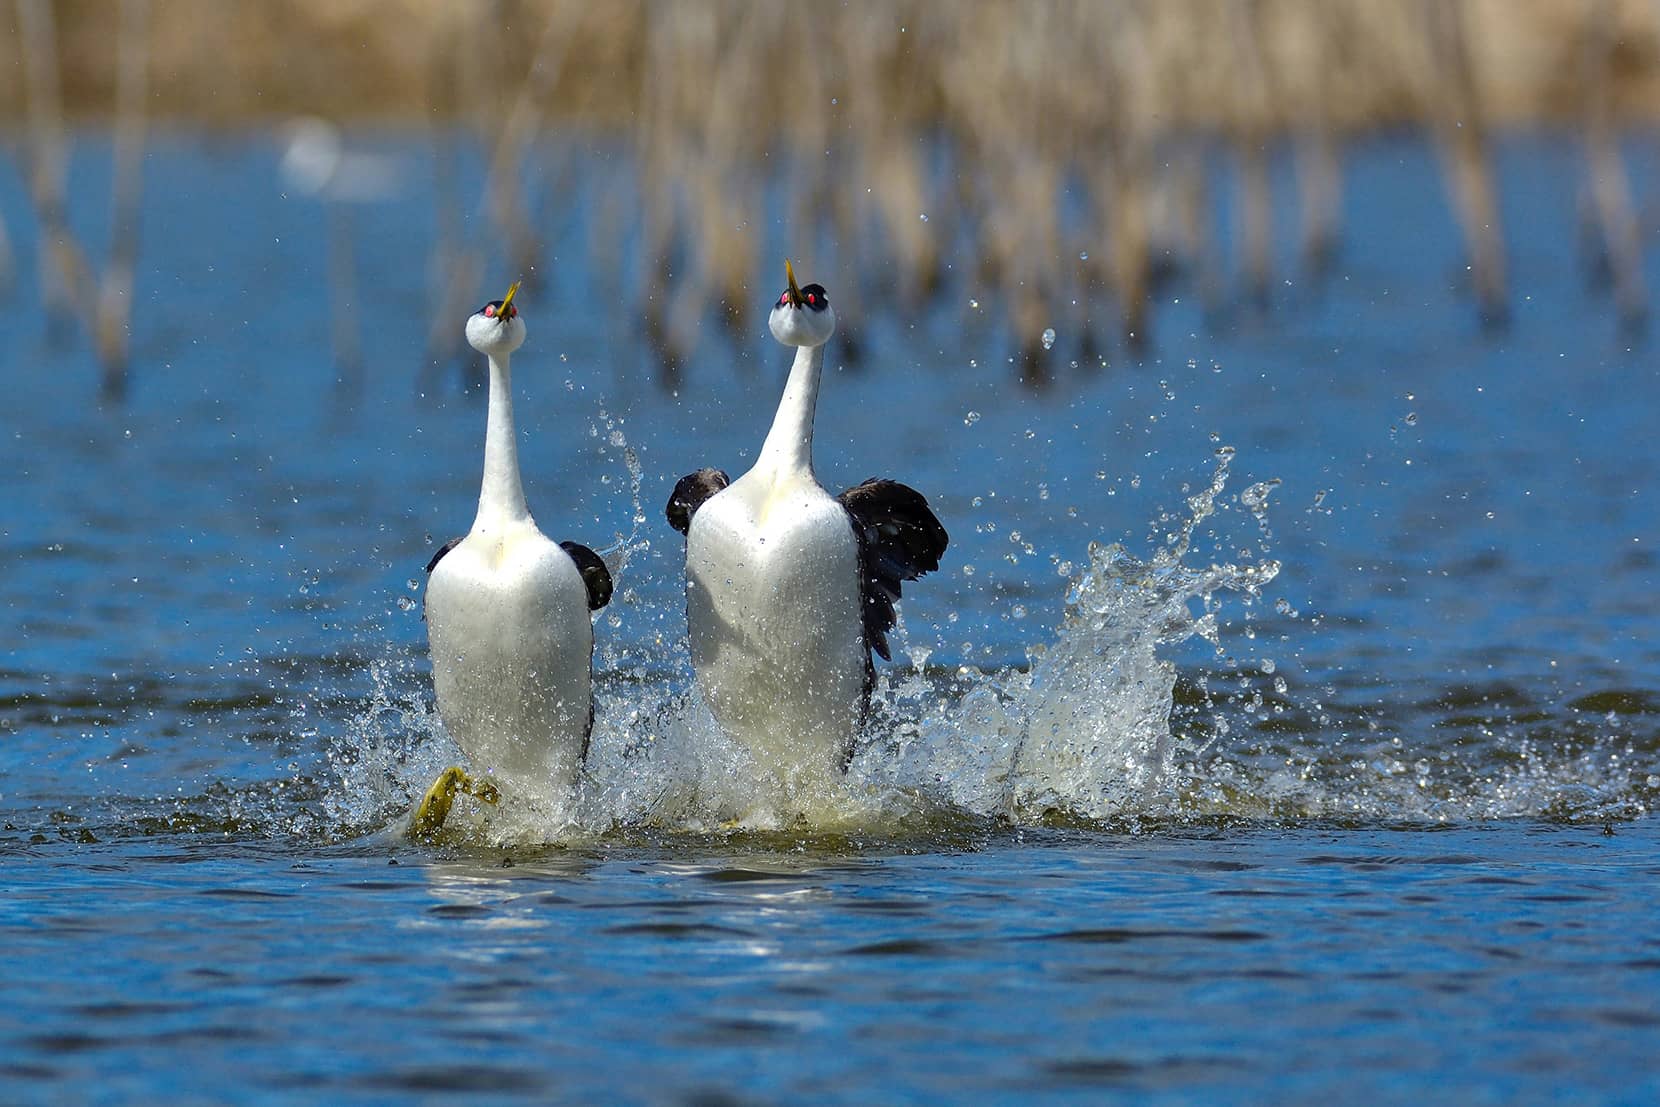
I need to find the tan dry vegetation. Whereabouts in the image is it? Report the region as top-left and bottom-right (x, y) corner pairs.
(9, 0), (1660, 127)
(7, 0), (1660, 380)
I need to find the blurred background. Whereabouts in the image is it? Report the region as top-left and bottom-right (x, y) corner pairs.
(5, 0), (1660, 396)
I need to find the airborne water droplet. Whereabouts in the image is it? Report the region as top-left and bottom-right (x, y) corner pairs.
(1040, 327), (1056, 350)
(964, 410), (981, 426)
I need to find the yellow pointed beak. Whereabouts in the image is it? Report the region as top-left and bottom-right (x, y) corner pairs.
(784, 258), (803, 307)
(499, 280), (521, 316)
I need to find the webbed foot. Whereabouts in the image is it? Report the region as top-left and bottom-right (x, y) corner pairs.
(411, 766), (500, 838)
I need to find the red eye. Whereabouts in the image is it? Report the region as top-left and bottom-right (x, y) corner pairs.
(484, 304), (496, 318)
(806, 292), (816, 305)
(506, 305), (517, 318)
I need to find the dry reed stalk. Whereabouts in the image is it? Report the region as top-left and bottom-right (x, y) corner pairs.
(937, 1), (1070, 381)
(485, 1), (591, 297)
(1229, 0), (1274, 312)
(1283, 0), (1342, 278)
(16, 0), (93, 340)
(421, 8), (483, 390)
(850, 5), (941, 311)
(452, 2), (505, 392)
(1580, 0), (1646, 332)
(693, 4), (771, 337)
(1424, 0), (1509, 327)
(1098, 0), (1156, 353)
(19, 0), (1660, 390)
(780, 11), (869, 364)
(0, 7), (14, 298)
(96, 0), (150, 402)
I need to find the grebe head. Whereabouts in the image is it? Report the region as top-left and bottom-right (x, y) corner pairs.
(465, 280), (527, 358)
(767, 259), (835, 348)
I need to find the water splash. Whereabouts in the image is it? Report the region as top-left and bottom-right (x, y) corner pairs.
(317, 446), (1293, 844)
(590, 407), (649, 582)
(297, 437), (1656, 849)
(29, 438), (1652, 848)
(851, 444), (1281, 824)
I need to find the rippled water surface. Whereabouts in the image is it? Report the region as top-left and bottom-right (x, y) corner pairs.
(2, 133), (1658, 1101)
(6, 828), (1659, 1103)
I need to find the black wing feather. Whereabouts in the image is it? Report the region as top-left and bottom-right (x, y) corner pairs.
(425, 536), (463, 574)
(838, 478), (949, 665)
(560, 541), (613, 611)
(665, 468), (731, 536)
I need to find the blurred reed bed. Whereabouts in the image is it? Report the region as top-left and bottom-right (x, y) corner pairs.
(4, 0), (1660, 393)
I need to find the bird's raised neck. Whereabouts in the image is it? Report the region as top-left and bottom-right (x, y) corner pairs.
(754, 342), (825, 479)
(476, 350), (531, 527)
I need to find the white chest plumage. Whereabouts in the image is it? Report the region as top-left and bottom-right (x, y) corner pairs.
(686, 469), (865, 783)
(425, 518), (594, 795)
(420, 298), (603, 805)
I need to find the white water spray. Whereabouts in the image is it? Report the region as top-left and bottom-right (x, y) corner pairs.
(330, 443), (1284, 843)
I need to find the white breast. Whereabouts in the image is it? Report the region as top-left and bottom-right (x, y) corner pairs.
(685, 471), (865, 787)
(424, 520), (594, 797)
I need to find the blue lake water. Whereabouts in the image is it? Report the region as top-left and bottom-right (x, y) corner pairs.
(1, 131), (1657, 1101)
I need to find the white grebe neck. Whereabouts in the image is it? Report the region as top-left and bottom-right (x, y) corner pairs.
(476, 351), (531, 526)
(754, 343), (824, 479)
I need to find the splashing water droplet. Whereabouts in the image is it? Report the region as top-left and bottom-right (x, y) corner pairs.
(963, 410), (981, 426)
(1240, 479), (1281, 519)
(1041, 328), (1056, 351)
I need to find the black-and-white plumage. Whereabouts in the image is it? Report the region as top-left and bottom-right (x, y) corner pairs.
(839, 477), (949, 665)
(421, 282), (612, 814)
(665, 468), (731, 536)
(667, 261), (947, 791)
